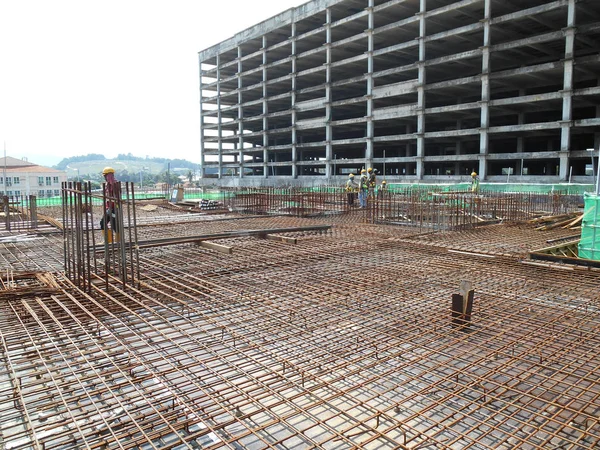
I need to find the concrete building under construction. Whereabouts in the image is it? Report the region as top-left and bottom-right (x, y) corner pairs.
(198, 0), (600, 184)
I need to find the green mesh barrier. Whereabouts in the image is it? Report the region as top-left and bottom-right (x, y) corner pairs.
(183, 191), (228, 200)
(578, 194), (600, 261)
(386, 183), (595, 195)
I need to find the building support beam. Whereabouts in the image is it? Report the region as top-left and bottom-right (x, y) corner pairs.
(560, 0), (576, 181)
(291, 21), (298, 179)
(262, 36), (269, 178)
(238, 46), (244, 179)
(199, 63), (206, 178)
(326, 8), (333, 178)
(365, 0), (375, 171)
(479, 0), (491, 180)
(217, 54), (223, 179)
(416, 0), (426, 180)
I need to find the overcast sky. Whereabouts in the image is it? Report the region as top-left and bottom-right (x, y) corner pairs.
(0, 0), (306, 167)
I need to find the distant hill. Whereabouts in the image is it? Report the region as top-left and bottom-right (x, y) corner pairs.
(55, 154), (198, 177)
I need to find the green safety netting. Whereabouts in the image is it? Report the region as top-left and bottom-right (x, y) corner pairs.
(32, 183), (595, 205)
(183, 191), (227, 200)
(385, 183), (595, 195)
(578, 194), (600, 261)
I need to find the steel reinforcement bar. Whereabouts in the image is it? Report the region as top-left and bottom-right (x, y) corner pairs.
(0, 221), (599, 449)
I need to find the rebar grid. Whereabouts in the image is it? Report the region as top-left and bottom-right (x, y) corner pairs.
(0, 219), (599, 450)
(401, 223), (582, 259)
(223, 187), (582, 231)
(0, 234), (64, 272)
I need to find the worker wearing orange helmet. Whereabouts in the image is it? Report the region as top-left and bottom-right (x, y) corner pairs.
(100, 166), (120, 242)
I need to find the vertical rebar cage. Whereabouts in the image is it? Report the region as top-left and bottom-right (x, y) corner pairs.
(61, 181), (140, 292)
(2, 194), (39, 232)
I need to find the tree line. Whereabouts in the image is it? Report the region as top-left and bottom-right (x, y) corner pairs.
(55, 153), (198, 171)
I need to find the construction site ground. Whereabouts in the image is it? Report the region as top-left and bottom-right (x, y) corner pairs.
(1, 202), (599, 449)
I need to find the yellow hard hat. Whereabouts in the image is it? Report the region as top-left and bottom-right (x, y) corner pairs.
(382, 180), (387, 184)
(367, 168), (373, 172)
(361, 169), (366, 173)
(471, 172), (477, 177)
(102, 167), (115, 175)
(349, 173), (354, 178)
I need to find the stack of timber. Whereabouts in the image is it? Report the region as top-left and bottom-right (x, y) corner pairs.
(529, 212), (583, 231)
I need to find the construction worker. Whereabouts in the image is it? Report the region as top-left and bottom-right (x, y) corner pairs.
(358, 169), (368, 208)
(100, 167), (119, 242)
(378, 179), (388, 199)
(471, 171), (480, 194)
(367, 168), (377, 198)
(345, 173), (358, 206)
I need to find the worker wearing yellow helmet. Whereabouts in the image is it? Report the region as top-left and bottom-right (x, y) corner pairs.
(100, 166), (120, 242)
(377, 179), (388, 199)
(345, 173), (358, 206)
(471, 171), (480, 194)
(358, 169), (368, 207)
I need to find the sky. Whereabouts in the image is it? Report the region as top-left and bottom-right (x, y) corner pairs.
(0, 0), (306, 167)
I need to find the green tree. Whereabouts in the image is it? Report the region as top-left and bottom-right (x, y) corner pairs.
(160, 171), (180, 185)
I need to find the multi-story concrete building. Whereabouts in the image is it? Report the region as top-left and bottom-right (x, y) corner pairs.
(199, 0), (600, 185)
(0, 156), (67, 198)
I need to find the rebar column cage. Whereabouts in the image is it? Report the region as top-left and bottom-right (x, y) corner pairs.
(61, 181), (140, 292)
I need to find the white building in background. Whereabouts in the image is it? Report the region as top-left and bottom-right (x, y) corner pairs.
(0, 156), (67, 198)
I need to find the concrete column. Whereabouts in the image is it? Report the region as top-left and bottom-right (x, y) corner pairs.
(416, 0), (426, 179)
(479, 0), (491, 180)
(262, 35), (269, 178)
(559, 0), (576, 181)
(216, 54), (223, 179)
(517, 94), (525, 157)
(199, 61), (206, 178)
(406, 124), (413, 158)
(238, 46), (244, 179)
(326, 8), (333, 177)
(291, 21), (298, 179)
(455, 120), (462, 175)
(365, 0), (375, 170)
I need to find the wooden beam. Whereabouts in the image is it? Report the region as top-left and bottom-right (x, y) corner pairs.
(265, 234), (297, 244)
(196, 241), (233, 254)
